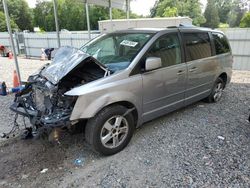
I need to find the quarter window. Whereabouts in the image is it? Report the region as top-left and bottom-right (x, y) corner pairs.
(212, 32), (230, 55)
(184, 33), (212, 61)
(147, 33), (181, 67)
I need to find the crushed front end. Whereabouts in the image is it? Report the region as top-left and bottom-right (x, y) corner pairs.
(10, 74), (77, 129)
(7, 46), (110, 139)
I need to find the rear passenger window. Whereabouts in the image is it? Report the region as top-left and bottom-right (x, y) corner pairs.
(212, 32), (230, 55)
(184, 33), (212, 61)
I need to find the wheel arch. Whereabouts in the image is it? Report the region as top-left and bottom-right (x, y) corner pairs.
(93, 101), (139, 127)
(70, 92), (141, 127)
(218, 72), (227, 87)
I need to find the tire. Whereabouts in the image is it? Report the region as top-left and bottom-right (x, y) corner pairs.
(205, 77), (225, 103)
(85, 105), (135, 155)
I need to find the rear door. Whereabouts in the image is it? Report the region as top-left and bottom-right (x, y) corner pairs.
(181, 31), (216, 105)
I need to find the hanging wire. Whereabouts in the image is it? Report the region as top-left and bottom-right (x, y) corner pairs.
(1, 113), (20, 138)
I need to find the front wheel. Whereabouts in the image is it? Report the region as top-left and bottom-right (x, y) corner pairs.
(85, 105), (135, 155)
(205, 77), (225, 103)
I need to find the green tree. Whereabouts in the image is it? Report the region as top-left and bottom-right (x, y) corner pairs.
(227, 0), (246, 27)
(240, 12), (250, 27)
(214, 0), (247, 27)
(59, 0), (86, 30)
(33, 0), (141, 31)
(0, 0), (33, 31)
(0, 11), (19, 32)
(33, 0), (55, 31)
(216, 0), (233, 23)
(150, 0), (205, 26)
(89, 5), (109, 30)
(151, 0), (176, 17)
(163, 7), (177, 17)
(182, 0), (206, 26)
(203, 0), (220, 28)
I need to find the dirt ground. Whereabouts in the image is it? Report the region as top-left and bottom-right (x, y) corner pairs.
(0, 57), (250, 187)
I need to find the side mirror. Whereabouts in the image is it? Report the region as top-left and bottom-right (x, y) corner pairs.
(145, 57), (162, 71)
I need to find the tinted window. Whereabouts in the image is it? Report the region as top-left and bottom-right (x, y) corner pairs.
(212, 32), (230, 55)
(147, 33), (181, 67)
(184, 33), (212, 61)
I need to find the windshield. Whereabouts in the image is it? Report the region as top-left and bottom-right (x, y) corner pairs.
(80, 33), (153, 72)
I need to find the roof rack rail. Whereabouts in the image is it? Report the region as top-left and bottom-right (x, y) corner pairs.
(179, 24), (195, 27)
(167, 26), (178, 28)
(167, 24), (195, 28)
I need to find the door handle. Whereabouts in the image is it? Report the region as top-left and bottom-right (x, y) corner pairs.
(189, 67), (198, 72)
(177, 70), (185, 75)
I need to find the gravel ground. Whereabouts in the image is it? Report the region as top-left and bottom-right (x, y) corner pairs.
(0, 56), (47, 87)
(0, 56), (250, 187)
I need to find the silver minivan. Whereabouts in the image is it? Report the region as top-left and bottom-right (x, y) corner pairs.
(11, 26), (233, 155)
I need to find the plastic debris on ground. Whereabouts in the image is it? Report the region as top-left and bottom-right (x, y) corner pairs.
(10, 86), (25, 93)
(0, 81), (25, 96)
(217, 136), (225, 140)
(74, 157), (85, 166)
(40, 168), (48, 173)
(0, 82), (7, 96)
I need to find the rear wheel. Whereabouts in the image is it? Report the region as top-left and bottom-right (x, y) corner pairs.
(85, 105), (134, 155)
(205, 77), (225, 103)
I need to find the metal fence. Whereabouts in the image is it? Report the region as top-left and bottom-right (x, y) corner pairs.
(22, 32), (100, 57)
(222, 28), (250, 70)
(0, 28), (250, 70)
(0, 32), (19, 54)
(0, 31), (100, 57)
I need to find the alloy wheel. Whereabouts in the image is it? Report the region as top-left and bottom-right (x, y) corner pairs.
(213, 82), (223, 102)
(100, 115), (129, 149)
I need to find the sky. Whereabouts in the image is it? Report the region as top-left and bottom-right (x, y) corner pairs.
(26, 0), (208, 16)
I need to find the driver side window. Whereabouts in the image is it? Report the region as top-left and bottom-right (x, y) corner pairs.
(147, 33), (181, 67)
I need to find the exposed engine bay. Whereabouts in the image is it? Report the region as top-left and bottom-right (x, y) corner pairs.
(7, 47), (111, 138)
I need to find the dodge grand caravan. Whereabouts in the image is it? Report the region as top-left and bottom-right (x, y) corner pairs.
(10, 26), (233, 155)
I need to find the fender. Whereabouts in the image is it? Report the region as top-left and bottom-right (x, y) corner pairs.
(69, 91), (142, 121)
(66, 74), (143, 123)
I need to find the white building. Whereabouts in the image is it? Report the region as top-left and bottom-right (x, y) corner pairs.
(98, 17), (193, 33)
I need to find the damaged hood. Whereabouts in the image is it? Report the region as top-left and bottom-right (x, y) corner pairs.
(41, 46), (106, 85)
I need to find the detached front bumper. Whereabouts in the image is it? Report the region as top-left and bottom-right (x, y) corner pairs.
(10, 100), (72, 128)
(10, 102), (38, 117)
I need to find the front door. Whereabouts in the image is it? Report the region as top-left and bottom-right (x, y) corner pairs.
(141, 32), (187, 123)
